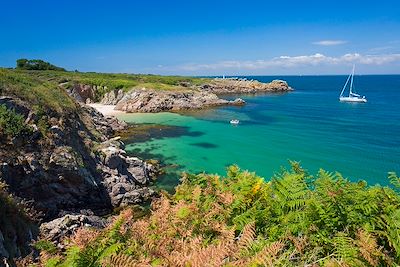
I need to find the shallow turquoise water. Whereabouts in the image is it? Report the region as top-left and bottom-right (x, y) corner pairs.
(119, 75), (400, 190)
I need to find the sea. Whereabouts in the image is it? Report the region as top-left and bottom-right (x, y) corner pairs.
(116, 75), (400, 191)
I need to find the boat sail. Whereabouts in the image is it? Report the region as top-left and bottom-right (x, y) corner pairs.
(339, 65), (367, 103)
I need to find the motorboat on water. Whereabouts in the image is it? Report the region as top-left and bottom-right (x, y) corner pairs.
(339, 65), (367, 103)
(230, 119), (240, 125)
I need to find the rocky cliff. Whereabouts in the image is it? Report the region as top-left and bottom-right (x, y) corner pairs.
(0, 97), (157, 219)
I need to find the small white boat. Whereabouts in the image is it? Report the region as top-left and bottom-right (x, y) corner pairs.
(230, 119), (240, 125)
(339, 65), (367, 103)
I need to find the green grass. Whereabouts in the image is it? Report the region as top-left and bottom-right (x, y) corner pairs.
(0, 69), (76, 113)
(18, 69), (210, 92)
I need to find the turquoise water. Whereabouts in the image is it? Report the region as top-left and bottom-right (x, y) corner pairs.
(118, 75), (400, 190)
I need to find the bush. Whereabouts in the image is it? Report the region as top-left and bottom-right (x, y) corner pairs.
(0, 104), (31, 138)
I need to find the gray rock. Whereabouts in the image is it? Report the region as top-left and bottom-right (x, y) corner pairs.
(40, 214), (108, 243)
(100, 89), (126, 105)
(97, 138), (157, 206)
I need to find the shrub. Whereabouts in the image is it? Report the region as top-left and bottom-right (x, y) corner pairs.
(0, 104), (30, 138)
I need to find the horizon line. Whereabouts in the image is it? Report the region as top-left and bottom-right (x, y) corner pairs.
(2, 67), (400, 77)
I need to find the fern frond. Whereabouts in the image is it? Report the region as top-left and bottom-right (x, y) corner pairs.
(102, 253), (137, 267)
(355, 229), (381, 266)
(251, 241), (285, 266)
(332, 232), (358, 263)
(233, 222), (256, 258)
(389, 172), (400, 190)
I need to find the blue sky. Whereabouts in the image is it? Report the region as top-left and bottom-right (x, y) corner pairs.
(1, 0), (400, 75)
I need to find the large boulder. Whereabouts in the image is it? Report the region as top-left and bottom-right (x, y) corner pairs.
(40, 214), (108, 244)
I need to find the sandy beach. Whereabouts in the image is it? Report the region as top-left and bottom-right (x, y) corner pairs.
(88, 103), (125, 116)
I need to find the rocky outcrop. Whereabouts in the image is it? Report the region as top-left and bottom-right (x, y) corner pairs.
(40, 214), (108, 244)
(100, 89), (126, 105)
(202, 79), (293, 94)
(96, 137), (157, 207)
(65, 84), (110, 104)
(114, 89), (245, 113)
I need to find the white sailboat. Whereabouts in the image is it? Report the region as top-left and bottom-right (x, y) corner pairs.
(339, 65), (367, 103)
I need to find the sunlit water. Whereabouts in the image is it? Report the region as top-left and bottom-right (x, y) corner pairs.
(117, 75), (400, 191)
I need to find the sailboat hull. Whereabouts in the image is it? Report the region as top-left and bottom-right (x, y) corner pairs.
(339, 96), (367, 103)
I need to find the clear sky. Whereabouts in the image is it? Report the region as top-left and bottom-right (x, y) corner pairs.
(1, 0), (400, 75)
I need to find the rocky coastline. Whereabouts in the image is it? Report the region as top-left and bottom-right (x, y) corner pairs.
(67, 78), (292, 113)
(202, 78), (293, 94)
(0, 72), (292, 264)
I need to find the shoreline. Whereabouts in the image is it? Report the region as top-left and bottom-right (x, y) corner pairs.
(88, 103), (125, 116)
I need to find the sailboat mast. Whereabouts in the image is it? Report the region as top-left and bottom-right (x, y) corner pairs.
(349, 64), (355, 95)
(340, 69), (352, 97)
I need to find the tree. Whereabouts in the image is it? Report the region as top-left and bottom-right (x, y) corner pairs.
(15, 59), (66, 71)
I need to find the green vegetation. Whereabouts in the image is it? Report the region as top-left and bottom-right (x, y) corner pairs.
(0, 104), (31, 138)
(16, 59), (66, 71)
(1, 64), (210, 105)
(26, 69), (209, 95)
(33, 163), (400, 266)
(0, 68), (76, 113)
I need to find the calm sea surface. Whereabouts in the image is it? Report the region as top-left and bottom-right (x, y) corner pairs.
(117, 75), (400, 190)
